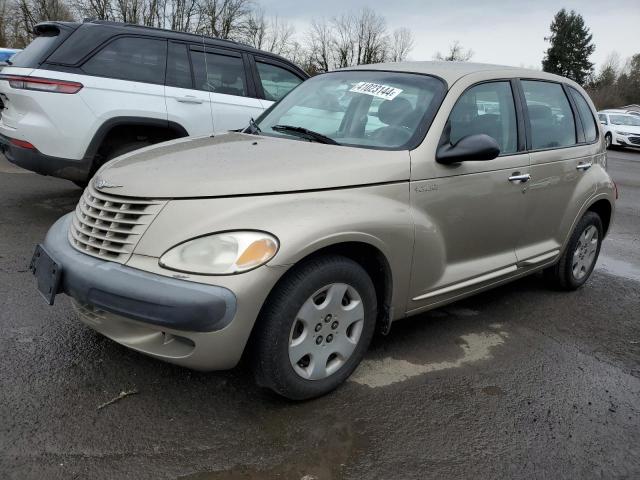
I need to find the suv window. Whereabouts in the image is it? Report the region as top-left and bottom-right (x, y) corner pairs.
(522, 80), (576, 150)
(598, 114), (608, 125)
(191, 50), (247, 96)
(569, 87), (597, 142)
(82, 37), (167, 84)
(256, 61), (303, 101)
(447, 81), (518, 155)
(166, 42), (193, 89)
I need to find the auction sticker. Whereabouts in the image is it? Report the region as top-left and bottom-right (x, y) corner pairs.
(349, 82), (403, 100)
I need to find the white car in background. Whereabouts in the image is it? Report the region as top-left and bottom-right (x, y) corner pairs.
(598, 111), (640, 149)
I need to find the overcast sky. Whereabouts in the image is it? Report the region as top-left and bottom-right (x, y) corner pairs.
(265, 0), (639, 71)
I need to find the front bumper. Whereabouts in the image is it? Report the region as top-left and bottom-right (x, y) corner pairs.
(0, 133), (91, 182)
(42, 214), (237, 333)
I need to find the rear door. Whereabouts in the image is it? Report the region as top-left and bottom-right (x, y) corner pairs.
(164, 41), (214, 136)
(514, 80), (600, 264)
(191, 46), (264, 132)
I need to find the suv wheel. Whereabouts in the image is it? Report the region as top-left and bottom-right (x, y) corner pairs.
(252, 255), (377, 400)
(544, 211), (603, 290)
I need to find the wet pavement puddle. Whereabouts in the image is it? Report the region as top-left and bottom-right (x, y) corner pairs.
(350, 326), (509, 388)
(597, 255), (640, 283)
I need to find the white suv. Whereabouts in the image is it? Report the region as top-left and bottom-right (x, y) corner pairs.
(0, 21), (307, 185)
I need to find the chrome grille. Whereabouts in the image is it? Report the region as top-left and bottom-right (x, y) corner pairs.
(69, 184), (165, 262)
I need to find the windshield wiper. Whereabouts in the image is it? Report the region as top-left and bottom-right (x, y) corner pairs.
(271, 125), (338, 145)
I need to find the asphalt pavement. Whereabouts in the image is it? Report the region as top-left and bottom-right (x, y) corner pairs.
(0, 149), (639, 479)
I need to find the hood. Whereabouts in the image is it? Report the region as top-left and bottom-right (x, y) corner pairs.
(612, 124), (640, 134)
(96, 133), (410, 198)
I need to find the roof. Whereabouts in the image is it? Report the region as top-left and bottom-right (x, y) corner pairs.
(343, 61), (568, 86)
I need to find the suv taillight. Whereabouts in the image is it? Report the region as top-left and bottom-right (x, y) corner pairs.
(0, 75), (83, 94)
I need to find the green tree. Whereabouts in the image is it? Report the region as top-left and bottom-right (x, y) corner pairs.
(542, 9), (595, 84)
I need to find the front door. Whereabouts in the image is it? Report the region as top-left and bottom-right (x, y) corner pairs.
(409, 80), (529, 309)
(192, 47), (264, 132)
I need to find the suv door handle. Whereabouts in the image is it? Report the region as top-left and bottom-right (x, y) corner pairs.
(508, 173), (531, 183)
(177, 96), (204, 104)
(576, 162), (592, 171)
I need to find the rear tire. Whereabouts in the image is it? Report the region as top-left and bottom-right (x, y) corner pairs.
(544, 211), (603, 290)
(252, 255), (377, 400)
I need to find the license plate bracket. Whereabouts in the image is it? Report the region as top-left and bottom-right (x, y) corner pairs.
(29, 245), (62, 305)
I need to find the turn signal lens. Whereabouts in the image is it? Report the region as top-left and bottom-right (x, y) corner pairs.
(159, 231), (279, 275)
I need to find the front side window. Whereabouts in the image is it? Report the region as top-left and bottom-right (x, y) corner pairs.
(522, 80), (576, 150)
(82, 37), (167, 84)
(609, 114), (640, 127)
(256, 71), (446, 150)
(598, 114), (608, 125)
(191, 50), (247, 96)
(569, 87), (597, 142)
(256, 61), (303, 102)
(445, 81), (518, 155)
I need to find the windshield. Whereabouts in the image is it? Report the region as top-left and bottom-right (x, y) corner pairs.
(610, 114), (640, 127)
(256, 71), (447, 150)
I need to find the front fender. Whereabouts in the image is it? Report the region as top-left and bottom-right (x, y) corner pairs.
(134, 183), (413, 315)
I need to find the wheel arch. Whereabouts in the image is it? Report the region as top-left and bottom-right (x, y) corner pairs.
(83, 117), (189, 170)
(587, 198), (613, 236)
(263, 240), (395, 337)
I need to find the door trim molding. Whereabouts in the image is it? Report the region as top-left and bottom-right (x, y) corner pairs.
(412, 265), (518, 301)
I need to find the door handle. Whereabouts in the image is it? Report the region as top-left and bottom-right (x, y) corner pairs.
(508, 173), (531, 183)
(177, 96), (204, 104)
(576, 162), (592, 171)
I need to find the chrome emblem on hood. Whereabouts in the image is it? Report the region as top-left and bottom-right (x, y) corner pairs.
(94, 177), (122, 190)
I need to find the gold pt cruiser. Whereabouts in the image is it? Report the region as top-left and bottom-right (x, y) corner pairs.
(32, 62), (616, 399)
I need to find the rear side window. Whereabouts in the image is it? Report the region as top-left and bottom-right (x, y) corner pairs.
(191, 50), (247, 97)
(522, 80), (576, 150)
(447, 81), (518, 155)
(82, 37), (167, 84)
(569, 87), (598, 142)
(166, 43), (193, 89)
(256, 62), (303, 102)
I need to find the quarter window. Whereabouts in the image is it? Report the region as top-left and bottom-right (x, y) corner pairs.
(82, 37), (167, 84)
(446, 81), (518, 155)
(191, 50), (247, 97)
(256, 62), (303, 101)
(569, 87), (597, 142)
(522, 80), (576, 149)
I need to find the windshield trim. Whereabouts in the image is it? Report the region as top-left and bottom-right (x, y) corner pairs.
(255, 69), (449, 152)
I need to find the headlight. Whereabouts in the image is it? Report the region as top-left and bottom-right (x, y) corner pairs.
(159, 231), (279, 275)
(615, 130), (632, 136)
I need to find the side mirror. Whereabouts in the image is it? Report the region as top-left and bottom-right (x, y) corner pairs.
(436, 134), (501, 164)
(599, 121), (607, 125)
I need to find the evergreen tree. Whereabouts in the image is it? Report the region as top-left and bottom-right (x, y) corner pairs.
(542, 9), (595, 84)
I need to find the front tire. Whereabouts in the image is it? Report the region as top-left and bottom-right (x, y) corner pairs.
(252, 255), (377, 400)
(544, 211), (603, 290)
(605, 133), (612, 149)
